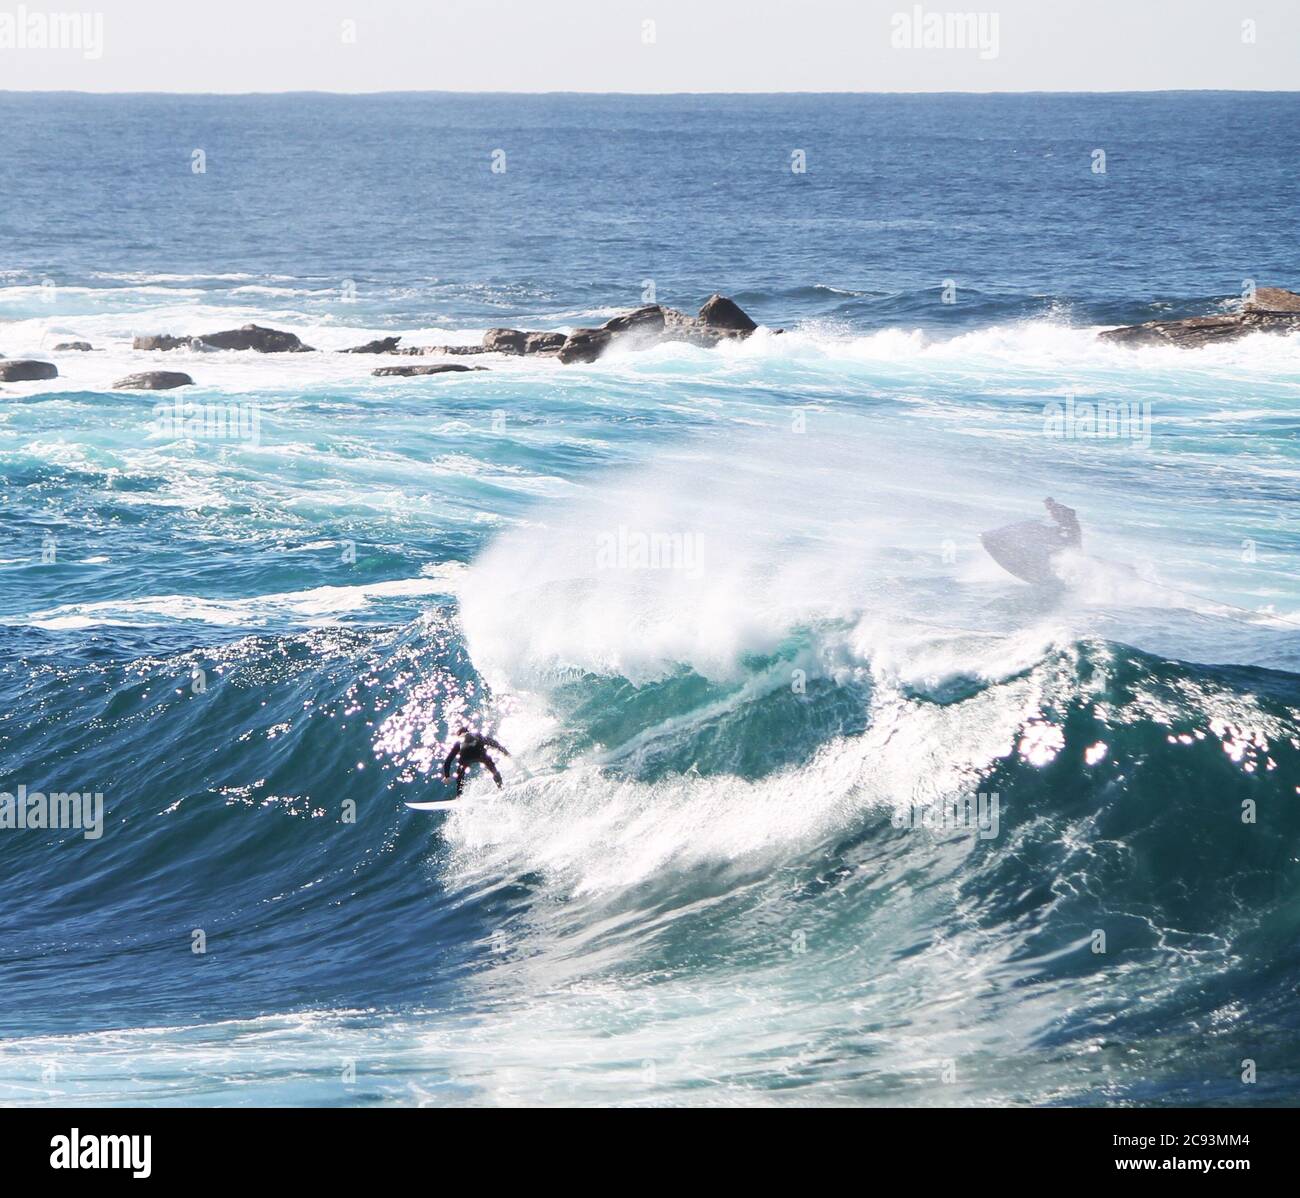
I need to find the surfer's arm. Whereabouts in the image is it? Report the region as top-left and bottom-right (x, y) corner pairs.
(483, 736), (510, 756)
(442, 742), (461, 777)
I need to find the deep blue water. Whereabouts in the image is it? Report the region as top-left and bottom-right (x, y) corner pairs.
(0, 92), (1298, 1106)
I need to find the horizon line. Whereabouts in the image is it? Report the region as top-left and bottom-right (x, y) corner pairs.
(3, 87), (1299, 98)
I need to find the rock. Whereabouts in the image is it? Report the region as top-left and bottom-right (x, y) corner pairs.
(54, 341), (94, 351)
(478, 328), (568, 356)
(133, 334), (190, 351)
(1246, 286), (1300, 313)
(0, 359), (58, 381)
(134, 324), (313, 353)
(397, 344), (491, 356)
(113, 371), (194, 390)
(664, 305), (749, 346)
(482, 328), (530, 355)
(361, 295), (767, 367)
(603, 305), (667, 338)
(481, 294), (762, 365)
(195, 324), (313, 353)
(1098, 314), (1235, 349)
(698, 293), (758, 332)
(341, 336), (402, 354)
(371, 364), (488, 377)
(558, 328), (614, 364)
(555, 295), (761, 362)
(1099, 287), (1300, 348)
(524, 331), (566, 355)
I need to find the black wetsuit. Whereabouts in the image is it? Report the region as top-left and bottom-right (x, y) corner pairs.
(1044, 499), (1082, 549)
(443, 732), (508, 795)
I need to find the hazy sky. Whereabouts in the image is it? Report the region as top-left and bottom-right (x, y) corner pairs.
(0, 0), (1296, 93)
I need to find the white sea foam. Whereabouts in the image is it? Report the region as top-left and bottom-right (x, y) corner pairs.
(9, 573), (457, 630)
(4, 297), (1300, 399)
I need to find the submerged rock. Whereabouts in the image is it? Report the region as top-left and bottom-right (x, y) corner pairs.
(397, 344), (491, 356)
(133, 334), (189, 351)
(54, 341), (94, 352)
(340, 336), (402, 354)
(1099, 286), (1300, 348)
(0, 359), (58, 381)
(113, 371), (194, 390)
(134, 324), (314, 353)
(372, 363), (488, 377)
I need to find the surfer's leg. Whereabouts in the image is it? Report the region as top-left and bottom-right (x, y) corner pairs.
(455, 763), (467, 796)
(484, 754), (503, 788)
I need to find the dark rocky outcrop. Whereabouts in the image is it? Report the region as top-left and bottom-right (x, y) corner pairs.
(113, 371), (194, 390)
(375, 296), (760, 365)
(54, 341), (94, 351)
(127, 295), (761, 369)
(372, 363), (488, 377)
(601, 306), (667, 337)
(523, 331), (567, 355)
(698, 293), (758, 332)
(1099, 287), (1300, 348)
(197, 324), (313, 352)
(472, 328), (568, 356)
(0, 359), (58, 382)
(557, 328), (614, 364)
(557, 295), (761, 363)
(341, 336), (402, 354)
(134, 324), (313, 353)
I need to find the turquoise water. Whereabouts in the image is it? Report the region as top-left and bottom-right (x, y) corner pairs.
(0, 92), (1298, 1106)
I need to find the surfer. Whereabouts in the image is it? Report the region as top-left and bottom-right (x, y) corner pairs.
(1044, 497), (1082, 548)
(442, 727), (510, 796)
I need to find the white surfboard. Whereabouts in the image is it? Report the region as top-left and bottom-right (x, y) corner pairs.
(405, 764), (533, 812)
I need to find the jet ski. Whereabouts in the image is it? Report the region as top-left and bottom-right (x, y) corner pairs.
(980, 518), (1071, 585)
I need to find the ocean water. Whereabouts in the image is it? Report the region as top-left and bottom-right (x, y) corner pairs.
(1, 91), (1298, 1107)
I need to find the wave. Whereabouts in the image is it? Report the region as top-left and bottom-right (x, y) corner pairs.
(4, 312), (1299, 392)
(2, 599), (1296, 1103)
(7, 573), (456, 630)
(3, 278), (1298, 1104)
